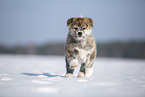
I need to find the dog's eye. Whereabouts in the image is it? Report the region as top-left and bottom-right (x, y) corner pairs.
(74, 28), (78, 30)
(82, 28), (86, 30)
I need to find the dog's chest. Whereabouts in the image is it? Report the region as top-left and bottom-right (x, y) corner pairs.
(76, 41), (89, 63)
(77, 49), (88, 63)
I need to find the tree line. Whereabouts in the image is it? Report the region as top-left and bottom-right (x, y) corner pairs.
(0, 42), (145, 59)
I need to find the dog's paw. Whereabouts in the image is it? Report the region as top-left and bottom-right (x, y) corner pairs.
(77, 72), (85, 78)
(71, 64), (78, 69)
(65, 73), (73, 77)
(70, 59), (78, 69)
(74, 47), (80, 51)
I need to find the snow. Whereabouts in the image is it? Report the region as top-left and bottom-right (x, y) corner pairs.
(35, 87), (59, 94)
(77, 79), (88, 83)
(0, 54), (145, 97)
(32, 80), (52, 84)
(1, 78), (14, 81)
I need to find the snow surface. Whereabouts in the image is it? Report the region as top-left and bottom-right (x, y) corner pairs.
(0, 54), (145, 97)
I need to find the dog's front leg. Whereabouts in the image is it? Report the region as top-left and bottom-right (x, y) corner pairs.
(78, 63), (85, 78)
(65, 57), (74, 77)
(65, 57), (79, 77)
(78, 49), (95, 78)
(85, 51), (95, 77)
(78, 58), (94, 78)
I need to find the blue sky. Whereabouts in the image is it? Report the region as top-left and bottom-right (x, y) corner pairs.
(0, 0), (145, 45)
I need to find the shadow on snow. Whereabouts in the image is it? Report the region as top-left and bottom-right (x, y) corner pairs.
(22, 73), (64, 78)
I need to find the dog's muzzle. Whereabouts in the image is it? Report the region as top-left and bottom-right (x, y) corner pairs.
(77, 31), (83, 37)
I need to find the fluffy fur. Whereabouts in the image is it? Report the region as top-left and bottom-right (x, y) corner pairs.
(65, 17), (96, 77)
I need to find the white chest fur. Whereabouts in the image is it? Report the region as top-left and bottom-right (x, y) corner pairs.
(75, 46), (94, 63)
(78, 49), (88, 63)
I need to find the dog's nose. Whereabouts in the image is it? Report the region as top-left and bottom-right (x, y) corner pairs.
(78, 32), (82, 36)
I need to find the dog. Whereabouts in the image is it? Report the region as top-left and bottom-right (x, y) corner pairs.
(65, 17), (96, 77)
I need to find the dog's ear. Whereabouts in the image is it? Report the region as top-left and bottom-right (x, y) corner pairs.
(67, 18), (74, 27)
(86, 18), (93, 27)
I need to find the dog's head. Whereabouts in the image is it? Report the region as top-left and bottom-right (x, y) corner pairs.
(67, 17), (93, 41)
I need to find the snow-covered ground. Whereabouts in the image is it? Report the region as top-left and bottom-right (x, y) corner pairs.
(0, 54), (145, 97)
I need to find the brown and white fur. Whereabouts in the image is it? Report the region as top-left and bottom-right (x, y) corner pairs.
(65, 17), (96, 78)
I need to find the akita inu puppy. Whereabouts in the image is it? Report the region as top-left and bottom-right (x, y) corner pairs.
(65, 17), (96, 77)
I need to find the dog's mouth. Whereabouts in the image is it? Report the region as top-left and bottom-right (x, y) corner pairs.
(76, 35), (84, 41)
(76, 35), (83, 38)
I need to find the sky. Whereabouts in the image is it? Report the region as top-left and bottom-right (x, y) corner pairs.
(0, 0), (145, 46)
